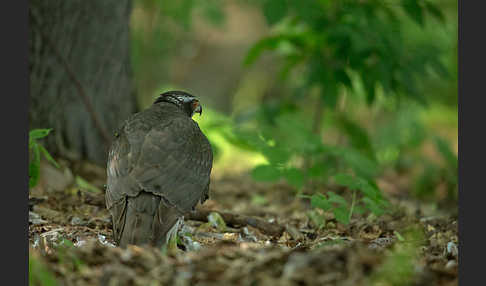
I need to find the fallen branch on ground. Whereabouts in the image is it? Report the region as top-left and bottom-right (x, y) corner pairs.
(186, 209), (285, 237)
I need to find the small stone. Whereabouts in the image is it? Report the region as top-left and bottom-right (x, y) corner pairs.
(445, 260), (457, 269)
(75, 239), (87, 247)
(29, 211), (47, 225)
(446, 241), (458, 258)
(241, 227), (258, 242)
(71, 216), (87, 226)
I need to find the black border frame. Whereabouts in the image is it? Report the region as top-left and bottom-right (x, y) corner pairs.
(2, 0), (29, 284)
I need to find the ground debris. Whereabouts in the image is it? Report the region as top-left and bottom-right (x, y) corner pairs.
(187, 208), (285, 237)
(29, 171), (458, 286)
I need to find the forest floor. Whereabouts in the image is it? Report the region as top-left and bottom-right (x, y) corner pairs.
(29, 159), (458, 286)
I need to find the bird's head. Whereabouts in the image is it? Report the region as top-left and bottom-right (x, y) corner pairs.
(154, 90), (202, 117)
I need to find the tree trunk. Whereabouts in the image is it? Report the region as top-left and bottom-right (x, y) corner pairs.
(29, 0), (136, 165)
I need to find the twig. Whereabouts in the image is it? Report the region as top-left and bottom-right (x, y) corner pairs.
(30, 13), (112, 149)
(186, 209), (285, 237)
(348, 190), (357, 222)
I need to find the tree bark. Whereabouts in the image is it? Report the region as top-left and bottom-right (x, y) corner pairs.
(29, 0), (136, 165)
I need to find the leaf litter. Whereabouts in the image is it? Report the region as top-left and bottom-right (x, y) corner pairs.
(29, 162), (458, 285)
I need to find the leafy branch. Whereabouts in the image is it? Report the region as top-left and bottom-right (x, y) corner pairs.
(29, 129), (59, 188)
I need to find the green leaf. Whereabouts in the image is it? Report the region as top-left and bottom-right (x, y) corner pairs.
(363, 77), (376, 105)
(394, 230), (405, 242)
(333, 207), (350, 225)
(322, 82), (338, 109)
(413, 163), (440, 198)
(334, 174), (383, 202)
(29, 253), (58, 286)
(60, 238), (75, 248)
(424, 1), (445, 23)
(244, 35), (287, 66)
(308, 162), (328, 178)
(311, 193), (331, 211)
(327, 191), (348, 208)
(362, 197), (385, 216)
(29, 143), (41, 188)
(337, 115), (375, 160)
(359, 183), (381, 201)
(335, 69), (352, 88)
(200, 0), (225, 26)
(342, 149), (378, 179)
(207, 212), (227, 232)
(429, 57), (449, 78)
(75, 176), (102, 193)
(334, 173), (359, 190)
(434, 136), (457, 170)
(263, 0), (288, 25)
(283, 167), (305, 189)
(251, 164), (281, 182)
(402, 0), (424, 26)
(353, 205), (366, 215)
(288, 0), (322, 24)
(39, 145), (60, 169)
(223, 129), (260, 151)
(29, 129), (53, 140)
(307, 209), (326, 229)
(262, 146), (290, 164)
(251, 194), (268, 205)
(163, 0), (196, 30)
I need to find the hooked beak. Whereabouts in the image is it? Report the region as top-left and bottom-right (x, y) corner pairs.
(195, 105), (202, 116)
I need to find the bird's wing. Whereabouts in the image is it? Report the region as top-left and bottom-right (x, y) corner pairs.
(106, 115), (213, 213)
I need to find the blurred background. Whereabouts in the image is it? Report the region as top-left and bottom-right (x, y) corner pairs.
(138, 0), (458, 207)
(29, 0), (457, 214)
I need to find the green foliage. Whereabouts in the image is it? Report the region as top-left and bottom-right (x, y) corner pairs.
(262, 0), (288, 26)
(434, 135), (458, 171)
(251, 164), (281, 182)
(207, 212), (228, 232)
(228, 0), (453, 222)
(310, 174), (389, 225)
(160, 0), (226, 29)
(56, 239), (85, 273)
(402, 0), (425, 27)
(229, 105), (384, 196)
(224, 106), (390, 224)
(307, 208), (326, 229)
(75, 176), (102, 193)
(413, 135), (457, 200)
(372, 105), (457, 201)
(29, 129), (59, 189)
(336, 115), (375, 160)
(373, 107), (427, 167)
(251, 194), (268, 206)
(371, 226), (425, 285)
(29, 253), (58, 286)
(247, 0), (448, 106)
(311, 191), (350, 225)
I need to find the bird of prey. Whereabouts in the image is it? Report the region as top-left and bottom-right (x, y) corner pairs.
(105, 91), (213, 248)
